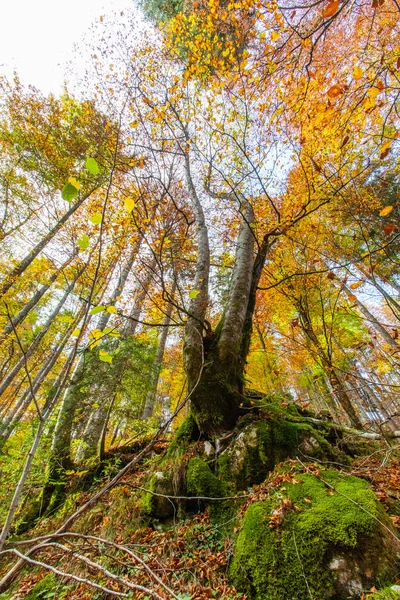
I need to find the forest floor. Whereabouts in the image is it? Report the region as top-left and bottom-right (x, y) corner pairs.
(1, 426), (400, 600)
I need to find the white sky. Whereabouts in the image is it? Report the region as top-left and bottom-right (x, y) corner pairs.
(0, 0), (134, 94)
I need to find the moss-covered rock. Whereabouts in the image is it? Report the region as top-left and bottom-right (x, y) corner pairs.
(230, 469), (399, 599)
(218, 418), (345, 490)
(187, 457), (224, 498)
(170, 415), (200, 450)
(142, 461), (187, 520)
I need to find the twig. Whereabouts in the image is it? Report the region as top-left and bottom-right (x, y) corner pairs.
(39, 542), (165, 600)
(120, 482), (251, 501)
(292, 529), (313, 600)
(0, 548), (129, 597)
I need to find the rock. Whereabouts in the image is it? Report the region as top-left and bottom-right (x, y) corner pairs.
(218, 418), (344, 490)
(230, 469), (399, 599)
(204, 441), (215, 457)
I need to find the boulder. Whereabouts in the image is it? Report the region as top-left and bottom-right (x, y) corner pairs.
(230, 469), (399, 599)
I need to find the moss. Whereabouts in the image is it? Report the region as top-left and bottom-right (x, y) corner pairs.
(142, 471), (179, 520)
(187, 457), (235, 524)
(187, 458), (224, 498)
(173, 415), (200, 447)
(369, 586), (400, 599)
(230, 470), (398, 599)
(142, 457), (187, 520)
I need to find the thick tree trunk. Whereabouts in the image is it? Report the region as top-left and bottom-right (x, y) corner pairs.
(187, 195), (259, 435)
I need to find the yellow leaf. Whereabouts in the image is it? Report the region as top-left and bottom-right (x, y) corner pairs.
(367, 87), (380, 97)
(271, 31), (280, 42)
(363, 97), (376, 110)
(68, 177), (81, 190)
(353, 66), (363, 80)
(349, 281), (363, 289)
(323, 1), (339, 18)
(380, 140), (392, 154)
(124, 197), (135, 212)
(379, 205), (394, 216)
(72, 329), (81, 337)
(106, 305), (118, 314)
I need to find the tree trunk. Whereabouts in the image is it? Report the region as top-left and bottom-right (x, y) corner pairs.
(0, 253), (76, 344)
(0, 262), (87, 398)
(142, 280), (176, 419)
(0, 313), (82, 452)
(187, 195), (260, 434)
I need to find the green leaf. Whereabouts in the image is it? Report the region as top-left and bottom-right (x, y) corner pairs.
(89, 212), (102, 225)
(103, 326), (120, 337)
(77, 235), (90, 249)
(189, 289), (200, 299)
(99, 349), (113, 363)
(61, 182), (79, 202)
(89, 305), (106, 315)
(86, 156), (100, 175)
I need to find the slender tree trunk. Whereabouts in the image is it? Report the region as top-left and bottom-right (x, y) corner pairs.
(341, 282), (399, 348)
(75, 257), (157, 463)
(142, 280), (176, 419)
(296, 296), (363, 429)
(123, 257), (156, 336)
(0, 313), (82, 451)
(0, 253), (76, 344)
(0, 262), (86, 398)
(183, 152), (210, 391)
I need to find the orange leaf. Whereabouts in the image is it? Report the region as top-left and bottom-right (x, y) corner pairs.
(348, 294), (357, 302)
(327, 84), (343, 99)
(379, 205), (394, 216)
(384, 224), (397, 235)
(341, 135), (350, 148)
(350, 281), (363, 289)
(379, 140), (392, 160)
(323, 1), (339, 17)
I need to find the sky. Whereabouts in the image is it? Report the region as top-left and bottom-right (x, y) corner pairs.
(0, 0), (133, 94)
